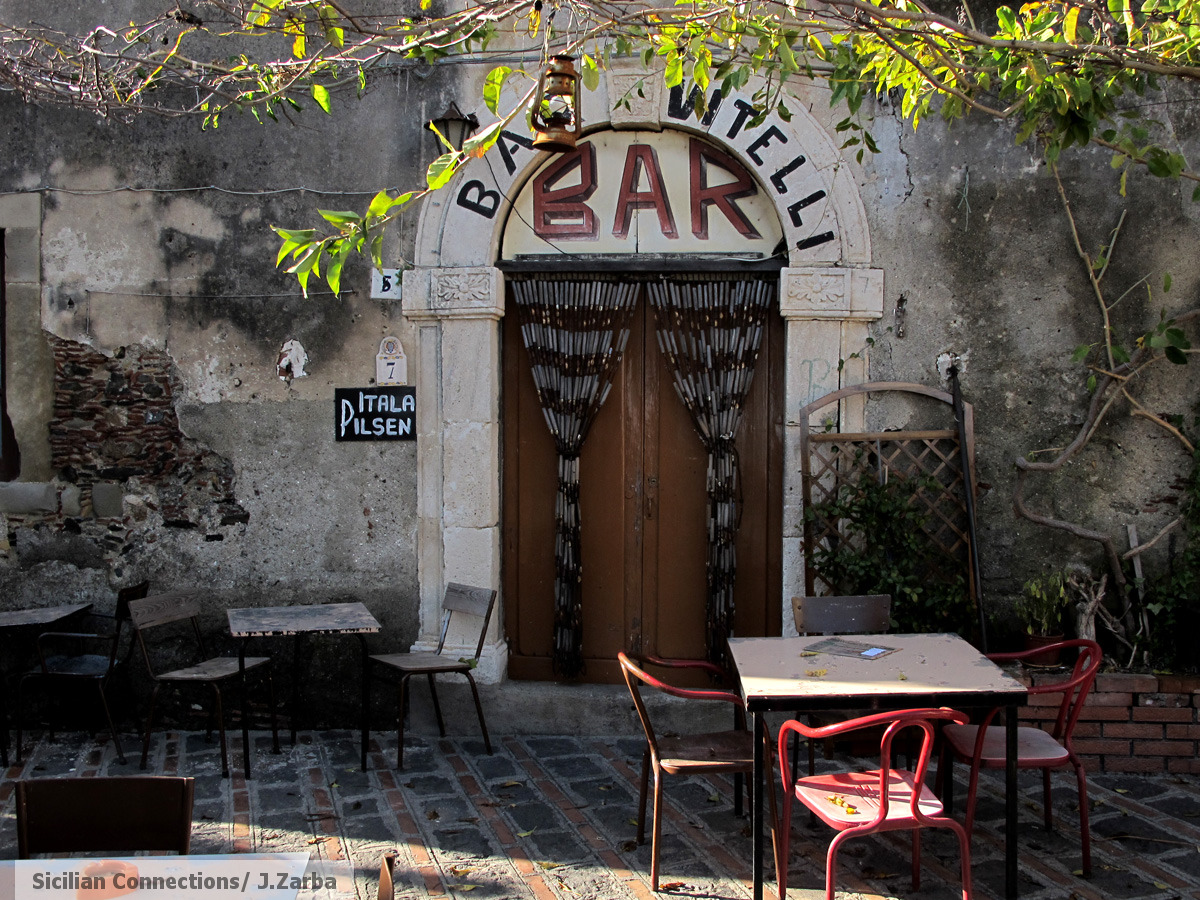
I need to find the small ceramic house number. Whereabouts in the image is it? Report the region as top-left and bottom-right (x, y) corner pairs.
(376, 336), (407, 385)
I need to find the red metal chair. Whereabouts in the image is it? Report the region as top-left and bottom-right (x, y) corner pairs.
(939, 638), (1102, 877)
(618, 651), (778, 891)
(777, 708), (972, 900)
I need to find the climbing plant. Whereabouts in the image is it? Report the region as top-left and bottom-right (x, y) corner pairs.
(805, 471), (973, 636)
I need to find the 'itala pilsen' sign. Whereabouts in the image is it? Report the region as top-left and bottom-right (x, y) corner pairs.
(335, 386), (416, 441)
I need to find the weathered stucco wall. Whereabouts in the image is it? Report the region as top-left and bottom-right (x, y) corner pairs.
(2, 1), (1199, 719)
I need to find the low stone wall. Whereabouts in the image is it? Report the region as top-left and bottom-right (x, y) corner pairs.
(1017, 669), (1200, 775)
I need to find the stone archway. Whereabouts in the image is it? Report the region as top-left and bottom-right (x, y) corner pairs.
(401, 67), (883, 681)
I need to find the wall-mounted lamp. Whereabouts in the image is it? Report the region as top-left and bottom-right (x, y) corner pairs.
(425, 101), (479, 154)
(531, 55), (581, 153)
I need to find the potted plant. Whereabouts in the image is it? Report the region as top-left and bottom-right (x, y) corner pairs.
(1015, 572), (1071, 665)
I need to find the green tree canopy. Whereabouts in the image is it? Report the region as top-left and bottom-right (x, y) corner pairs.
(4, 0), (1200, 292)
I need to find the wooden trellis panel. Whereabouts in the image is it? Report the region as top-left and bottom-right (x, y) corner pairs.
(799, 382), (979, 604)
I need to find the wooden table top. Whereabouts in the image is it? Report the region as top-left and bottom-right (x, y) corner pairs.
(0, 602), (91, 630)
(728, 632), (1028, 712)
(227, 601), (381, 637)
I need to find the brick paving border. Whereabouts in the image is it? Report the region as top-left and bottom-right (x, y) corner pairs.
(5, 729), (1200, 900)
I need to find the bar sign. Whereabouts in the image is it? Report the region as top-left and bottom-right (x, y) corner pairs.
(335, 386), (416, 441)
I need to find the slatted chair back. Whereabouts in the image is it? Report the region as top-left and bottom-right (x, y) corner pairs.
(792, 594), (891, 636)
(436, 583), (497, 660)
(16, 776), (195, 857)
(128, 591), (209, 677)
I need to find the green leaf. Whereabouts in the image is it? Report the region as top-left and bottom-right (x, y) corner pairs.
(367, 190), (396, 222)
(1166, 328), (1190, 349)
(1070, 343), (1091, 363)
(311, 83), (331, 114)
(325, 240), (352, 296)
(1064, 6), (1080, 41)
(483, 66), (512, 116)
(581, 54), (600, 92)
(426, 151), (460, 190)
(1165, 345), (1188, 364)
(1086, 373), (1098, 392)
(778, 39), (799, 74)
(1112, 344), (1131, 364)
(664, 53), (684, 88)
(462, 121), (503, 159)
(1164, 272), (1173, 292)
(273, 228), (317, 243)
(318, 209), (360, 227)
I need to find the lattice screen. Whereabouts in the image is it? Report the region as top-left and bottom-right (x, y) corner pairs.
(799, 382), (980, 616)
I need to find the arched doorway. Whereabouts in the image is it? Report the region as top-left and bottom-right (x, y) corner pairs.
(401, 69), (883, 684)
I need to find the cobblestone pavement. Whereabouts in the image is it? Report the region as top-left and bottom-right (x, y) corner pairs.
(4, 730), (1200, 900)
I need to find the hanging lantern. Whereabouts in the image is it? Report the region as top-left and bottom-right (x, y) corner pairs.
(425, 101), (479, 154)
(532, 55), (581, 153)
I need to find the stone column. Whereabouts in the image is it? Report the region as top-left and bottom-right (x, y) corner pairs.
(402, 265), (507, 683)
(779, 266), (884, 635)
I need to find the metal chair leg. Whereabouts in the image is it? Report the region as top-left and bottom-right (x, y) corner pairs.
(427, 674), (446, 737)
(212, 683), (229, 779)
(96, 681), (125, 764)
(140, 684), (162, 770)
(464, 672), (492, 754)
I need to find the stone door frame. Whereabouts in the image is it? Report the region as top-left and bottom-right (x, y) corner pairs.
(401, 68), (883, 681)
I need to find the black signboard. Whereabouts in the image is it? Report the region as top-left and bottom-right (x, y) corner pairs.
(335, 386), (416, 441)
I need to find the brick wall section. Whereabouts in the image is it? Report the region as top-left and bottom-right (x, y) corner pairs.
(3, 337), (247, 549)
(1012, 668), (1200, 775)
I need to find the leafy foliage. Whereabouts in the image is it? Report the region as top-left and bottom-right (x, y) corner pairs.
(804, 472), (973, 635)
(8, 0), (1200, 291)
(1016, 571), (1071, 635)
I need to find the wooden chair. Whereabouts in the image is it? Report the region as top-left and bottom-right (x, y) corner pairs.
(777, 708), (972, 900)
(791, 594), (892, 775)
(16, 775), (195, 857)
(618, 651), (779, 892)
(939, 638), (1102, 877)
(363, 583), (496, 769)
(129, 591), (278, 778)
(16, 581), (149, 764)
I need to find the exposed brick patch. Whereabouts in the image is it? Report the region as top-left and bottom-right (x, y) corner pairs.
(5, 337), (248, 564)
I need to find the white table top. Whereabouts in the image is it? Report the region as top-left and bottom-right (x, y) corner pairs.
(227, 602), (381, 637)
(729, 632), (1028, 712)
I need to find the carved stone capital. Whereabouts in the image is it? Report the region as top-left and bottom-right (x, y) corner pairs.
(779, 267), (884, 321)
(403, 267), (504, 321)
(606, 63), (664, 130)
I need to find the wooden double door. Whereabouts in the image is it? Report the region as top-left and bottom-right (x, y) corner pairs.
(501, 277), (784, 683)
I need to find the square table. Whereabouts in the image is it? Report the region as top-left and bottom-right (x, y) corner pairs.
(227, 602), (381, 778)
(729, 632), (1029, 900)
(0, 602), (93, 767)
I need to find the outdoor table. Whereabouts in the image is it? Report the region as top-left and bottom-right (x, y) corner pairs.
(0, 602), (93, 767)
(729, 632), (1029, 900)
(227, 602), (381, 777)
